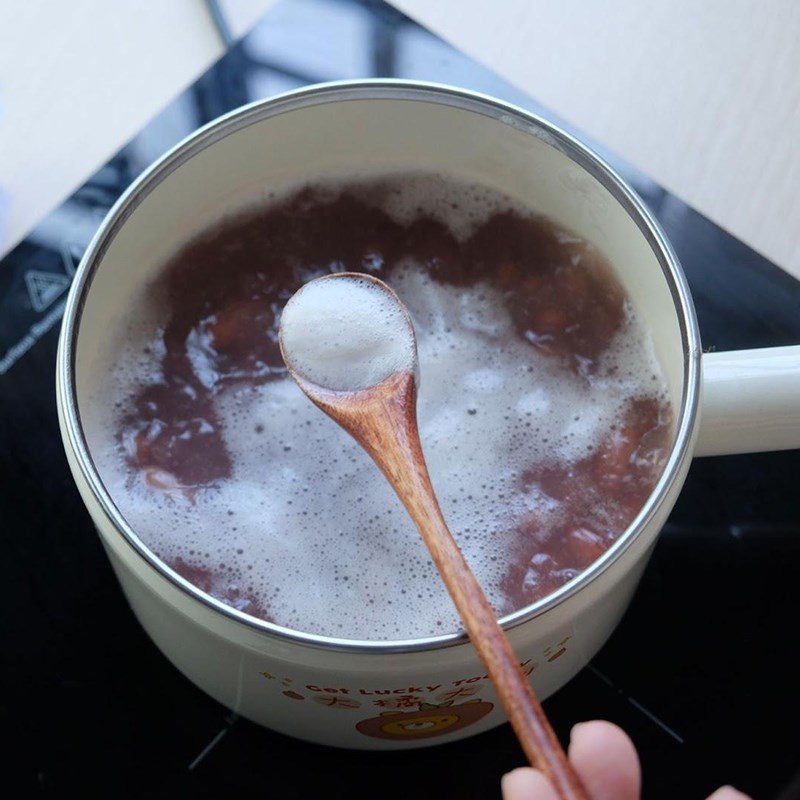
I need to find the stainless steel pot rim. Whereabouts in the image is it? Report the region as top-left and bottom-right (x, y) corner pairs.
(58, 79), (701, 655)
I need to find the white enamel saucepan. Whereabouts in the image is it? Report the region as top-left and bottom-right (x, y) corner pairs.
(56, 81), (800, 749)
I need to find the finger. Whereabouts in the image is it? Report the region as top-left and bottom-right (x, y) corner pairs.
(502, 767), (559, 800)
(706, 787), (752, 800)
(568, 720), (641, 800)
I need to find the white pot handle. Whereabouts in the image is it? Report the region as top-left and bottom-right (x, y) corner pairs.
(695, 345), (800, 456)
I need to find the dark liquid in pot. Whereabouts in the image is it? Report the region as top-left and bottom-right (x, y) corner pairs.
(93, 174), (672, 638)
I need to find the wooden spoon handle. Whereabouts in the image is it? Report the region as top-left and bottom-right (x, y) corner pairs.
(318, 373), (588, 799)
(407, 486), (587, 799)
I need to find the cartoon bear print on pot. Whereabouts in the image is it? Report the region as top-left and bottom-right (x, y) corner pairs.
(356, 699), (494, 740)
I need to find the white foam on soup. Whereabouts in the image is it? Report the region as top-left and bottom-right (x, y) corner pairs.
(86, 174), (669, 641)
(280, 276), (415, 391)
(374, 173), (514, 240)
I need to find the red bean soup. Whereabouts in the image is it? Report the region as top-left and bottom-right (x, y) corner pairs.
(88, 174), (672, 640)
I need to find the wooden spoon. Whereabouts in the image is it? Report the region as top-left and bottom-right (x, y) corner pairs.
(279, 272), (588, 799)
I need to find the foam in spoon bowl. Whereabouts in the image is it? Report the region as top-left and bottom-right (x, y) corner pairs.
(279, 273), (417, 391)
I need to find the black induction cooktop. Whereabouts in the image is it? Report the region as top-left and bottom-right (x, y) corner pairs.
(2, 1), (798, 797)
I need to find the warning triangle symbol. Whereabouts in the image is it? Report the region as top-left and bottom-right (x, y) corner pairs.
(25, 269), (70, 313)
(61, 242), (84, 277)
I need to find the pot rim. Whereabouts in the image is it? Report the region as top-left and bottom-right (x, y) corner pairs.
(57, 79), (701, 654)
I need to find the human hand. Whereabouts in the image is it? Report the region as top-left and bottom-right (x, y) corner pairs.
(501, 720), (750, 800)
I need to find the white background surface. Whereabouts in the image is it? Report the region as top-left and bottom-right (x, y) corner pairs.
(1, 0), (798, 277)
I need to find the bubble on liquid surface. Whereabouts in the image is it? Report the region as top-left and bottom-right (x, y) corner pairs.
(280, 276), (415, 391)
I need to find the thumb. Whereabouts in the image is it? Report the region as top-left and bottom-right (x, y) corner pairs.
(502, 768), (559, 800)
